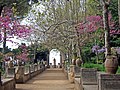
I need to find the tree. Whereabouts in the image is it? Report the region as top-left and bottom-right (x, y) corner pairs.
(101, 0), (111, 56)
(0, 6), (32, 53)
(0, 0), (39, 17)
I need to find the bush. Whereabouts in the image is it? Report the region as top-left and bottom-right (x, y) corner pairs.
(117, 67), (120, 74)
(82, 63), (105, 71)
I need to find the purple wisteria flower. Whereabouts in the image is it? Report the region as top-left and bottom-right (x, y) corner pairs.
(97, 48), (106, 54)
(92, 45), (100, 53)
(116, 48), (120, 54)
(92, 45), (106, 54)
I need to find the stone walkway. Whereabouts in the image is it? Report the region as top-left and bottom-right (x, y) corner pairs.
(16, 68), (74, 90)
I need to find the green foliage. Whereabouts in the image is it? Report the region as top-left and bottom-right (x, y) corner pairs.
(0, 0), (33, 17)
(86, 0), (102, 15)
(65, 59), (70, 65)
(82, 63), (105, 71)
(109, 0), (119, 28)
(0, 62), (5, 75)
(12, 48), (20, 55)
(116, 67), (120, 74)
(110, 36), (120, 47)
(82, 46), (91, 63)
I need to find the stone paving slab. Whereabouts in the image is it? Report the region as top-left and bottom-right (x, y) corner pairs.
(16, 68), (74, 90)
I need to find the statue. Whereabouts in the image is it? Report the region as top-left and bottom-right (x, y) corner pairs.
(53, 58), (56, 68)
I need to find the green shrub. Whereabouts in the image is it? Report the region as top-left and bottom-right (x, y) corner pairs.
(82, 63), (105, 71)
(117, 67), (120, 74)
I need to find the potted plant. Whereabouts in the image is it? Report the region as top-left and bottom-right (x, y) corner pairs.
(101, 0), (119, 74)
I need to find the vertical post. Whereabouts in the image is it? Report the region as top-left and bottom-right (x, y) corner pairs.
(101, 0), (111, 56)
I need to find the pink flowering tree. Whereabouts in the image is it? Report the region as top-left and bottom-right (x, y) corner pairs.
(0, 6), (32, 53)
(16, 43), (29, 64)
(75, 13), (119, 63)
(76, 14), (117, 34)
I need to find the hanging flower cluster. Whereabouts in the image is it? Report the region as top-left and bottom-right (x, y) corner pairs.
(16, 43), (29, 61)
(92, 45), (106, 55)
(0, 6), (32, 43)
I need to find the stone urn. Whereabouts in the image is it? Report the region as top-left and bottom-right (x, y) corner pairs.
(72, 59), (76, 65)
(18, 60), (22, 66)
(105, 55), (118, 74)
(76, 58), (82, 67)
(8, 61), (14, 68)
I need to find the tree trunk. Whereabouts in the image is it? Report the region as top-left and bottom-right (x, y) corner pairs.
(76, 28), (84, 63)
(33, 42), (38, 63)
(102, 0), (111, 56)
(118, 0), (120, 28)
(0, 5), (4, 16)
(2, 28), (6, 54)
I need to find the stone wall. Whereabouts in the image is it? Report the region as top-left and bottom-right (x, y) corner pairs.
(0, 78), (15, 90)
(0, 64), (46, 90)
(98, 73), (120, 90)
(74, 68), (120, 90)
(15, 64), (46, 83)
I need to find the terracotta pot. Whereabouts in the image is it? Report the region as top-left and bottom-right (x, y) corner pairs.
(72, 59), (76, 65)
(76, 58), (82, 67)
(105, 55), (118, 74)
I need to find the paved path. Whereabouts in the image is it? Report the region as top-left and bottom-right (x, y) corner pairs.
(16, 68), (74, 90)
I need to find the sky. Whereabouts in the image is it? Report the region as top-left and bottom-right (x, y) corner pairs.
(0, 37), (29, 50)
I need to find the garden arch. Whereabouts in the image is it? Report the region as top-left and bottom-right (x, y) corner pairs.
(49, 49), (61, 65)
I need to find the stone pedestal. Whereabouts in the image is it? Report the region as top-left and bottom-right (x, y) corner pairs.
(15, 66), (25, 83)
(68, 65), (75, 83)
(30, 64), (34, 73)
(38, 64), (40, 70)
(74, 66), (81, 78)
(6, 68), (15, 78)
(34, 64), (38, 71)
(24, 66), (30, 74)
(98, 73), (120, 90)
(81, 68), (97, 85)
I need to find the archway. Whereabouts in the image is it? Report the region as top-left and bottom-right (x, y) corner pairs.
(49, 49), (60, 66)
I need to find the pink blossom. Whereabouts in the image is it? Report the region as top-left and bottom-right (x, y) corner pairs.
(0, 7), (32, 44)
(76, 14), (119, 35)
